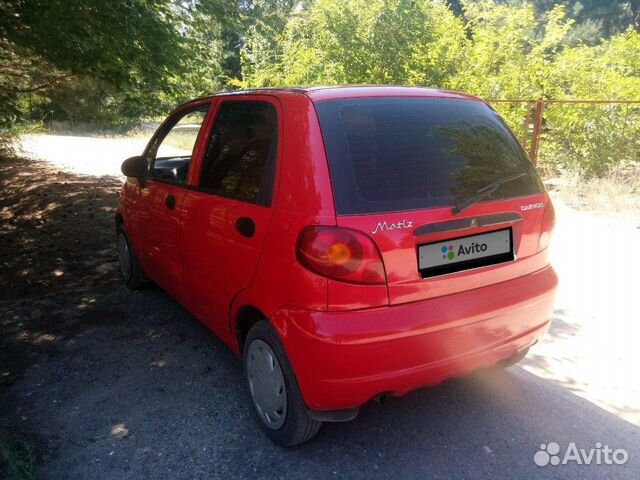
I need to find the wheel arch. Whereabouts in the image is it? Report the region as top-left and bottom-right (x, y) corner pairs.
(115, 212), (124, 233)
(235, 305), (268, 353)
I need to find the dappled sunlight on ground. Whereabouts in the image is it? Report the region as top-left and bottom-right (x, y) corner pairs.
(110, 424), (129, 439)
(0, 154), (122, 304)
(522, 194), (640, 426)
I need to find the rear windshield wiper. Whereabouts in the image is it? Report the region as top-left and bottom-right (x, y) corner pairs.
(451, 172), (527, 216)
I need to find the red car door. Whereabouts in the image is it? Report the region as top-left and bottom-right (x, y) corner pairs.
(135, 102), (211, 303)
(181, 96), (281, 337)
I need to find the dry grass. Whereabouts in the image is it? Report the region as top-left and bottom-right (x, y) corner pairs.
(545, 165), (640, 225)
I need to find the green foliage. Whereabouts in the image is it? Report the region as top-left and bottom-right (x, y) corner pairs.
(239, 0), (639, 176)
(1, 0), (639, 176)
(235, 0), (308, 88)
(241, 0), (466, 87)
(0, 0), (240, 130)
(174, 0), (243, 96)
(450, 3), (575, 98)
(2, 1), (184, 91)
(540, 29), (640, 174)
(510, 0), (640, 40)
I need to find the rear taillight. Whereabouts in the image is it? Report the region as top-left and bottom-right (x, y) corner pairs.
(296, 227), (386, 285)
(539, 198), (556, 250)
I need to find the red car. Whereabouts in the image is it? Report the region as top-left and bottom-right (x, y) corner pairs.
(116, 86), (557, 446)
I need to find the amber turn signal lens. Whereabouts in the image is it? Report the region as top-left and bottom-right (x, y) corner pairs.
(327, 242), (351, 265)
(296, 227), (386, 285)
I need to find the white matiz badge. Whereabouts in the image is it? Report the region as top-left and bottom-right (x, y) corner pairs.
(371, 219), (413, 235)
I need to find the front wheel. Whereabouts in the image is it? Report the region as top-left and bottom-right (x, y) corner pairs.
(244, 321), (321, 446)
(117, 226), (146, 290)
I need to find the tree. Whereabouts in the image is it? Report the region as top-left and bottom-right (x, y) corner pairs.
(0, 0), (239, 128)
(509, 0), (640, 39)
(1, 1), (186, 91)
(541, 29), (640, 174)
(241, 0), (466, 87)
(235, 0), (312, 88)
(239, 0), (639, 175)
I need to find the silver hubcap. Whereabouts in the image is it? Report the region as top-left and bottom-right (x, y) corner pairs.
(246, 339), (287, 430)
(117, 233), (131, 281)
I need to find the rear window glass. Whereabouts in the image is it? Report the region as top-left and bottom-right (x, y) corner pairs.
(314, 98), (543, 215)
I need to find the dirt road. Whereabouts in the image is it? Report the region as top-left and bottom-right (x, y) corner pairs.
(1, 134), (639, 479)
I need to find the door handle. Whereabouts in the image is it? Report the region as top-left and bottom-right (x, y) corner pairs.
(236, 217), (256, 238)
(165, 194), (176, 210)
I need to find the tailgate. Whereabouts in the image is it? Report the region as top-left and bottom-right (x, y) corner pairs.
(337, 193), (551, 305)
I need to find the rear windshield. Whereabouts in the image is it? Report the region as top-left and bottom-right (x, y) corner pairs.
(314, 98), (544, 215)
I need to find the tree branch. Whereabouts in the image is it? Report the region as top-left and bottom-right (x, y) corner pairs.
(1, 73), (75, 93)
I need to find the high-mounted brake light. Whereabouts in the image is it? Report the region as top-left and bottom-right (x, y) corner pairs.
(296, 227), (386, 285)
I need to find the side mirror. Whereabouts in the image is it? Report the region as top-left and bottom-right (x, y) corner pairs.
(121, 155), (147, 185)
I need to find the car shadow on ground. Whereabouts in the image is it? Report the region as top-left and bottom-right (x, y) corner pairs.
(2, 285), (638, 480)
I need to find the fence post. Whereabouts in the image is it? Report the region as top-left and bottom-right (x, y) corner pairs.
(521, 102), (533, 148)
(529, 99), (545, 165)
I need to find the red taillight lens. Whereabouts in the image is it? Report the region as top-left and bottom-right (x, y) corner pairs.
(539, 197), (556, 249)
(296, 227), (386, 285)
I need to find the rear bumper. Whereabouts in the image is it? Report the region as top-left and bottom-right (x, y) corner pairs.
(272, 265), (557, 411)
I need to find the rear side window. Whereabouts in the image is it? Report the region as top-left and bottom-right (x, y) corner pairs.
(314, 98), (543, 215)
(199, 101), (278, 206)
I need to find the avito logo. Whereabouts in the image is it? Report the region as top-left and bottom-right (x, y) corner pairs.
(441, 242), (488, 260)
(441, 245), (455, 260)
(534, 442), (628, 467)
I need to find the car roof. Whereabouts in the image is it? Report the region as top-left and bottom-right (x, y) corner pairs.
(196, 86), (483, 103)
(300, 86), (482, 102)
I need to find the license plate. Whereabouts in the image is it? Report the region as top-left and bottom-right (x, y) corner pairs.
(418, 228), (513, 278)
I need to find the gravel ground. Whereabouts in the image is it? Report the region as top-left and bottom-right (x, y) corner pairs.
(1, 135), (639, 479)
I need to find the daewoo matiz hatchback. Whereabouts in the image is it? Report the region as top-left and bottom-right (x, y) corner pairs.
(116, 86), (557, 446)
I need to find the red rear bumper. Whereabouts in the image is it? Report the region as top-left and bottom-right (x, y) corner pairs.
(272, 266), (558, 411)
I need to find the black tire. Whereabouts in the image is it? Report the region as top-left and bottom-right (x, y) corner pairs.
(243, 320), (321, 446)
(498, 347), (530, 368)
(116, 225), (146, 290)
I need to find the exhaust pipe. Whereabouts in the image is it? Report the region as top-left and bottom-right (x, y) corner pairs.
(374, 392), (393, 404)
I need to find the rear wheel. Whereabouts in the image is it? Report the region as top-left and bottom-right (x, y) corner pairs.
(117, 226), (146, 290)
(244, 321), (321, 446)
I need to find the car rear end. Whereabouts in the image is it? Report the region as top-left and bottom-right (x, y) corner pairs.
(280, 89), (557, 411)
